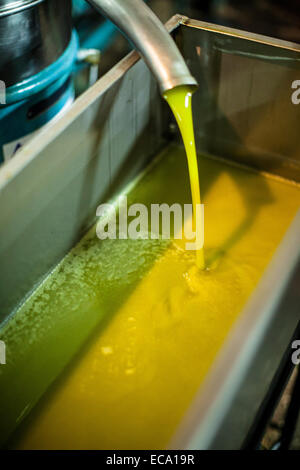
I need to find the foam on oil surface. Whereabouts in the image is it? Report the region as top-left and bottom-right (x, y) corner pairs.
(0, 229), (169, 446)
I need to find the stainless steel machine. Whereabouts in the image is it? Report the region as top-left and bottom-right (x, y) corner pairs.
(0, 0), (72, 87)
(0, 0), (196, 162)
(0, 0), (75, 161)
(0, 8), (300, 449)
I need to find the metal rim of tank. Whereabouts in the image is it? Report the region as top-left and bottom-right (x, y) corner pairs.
(0, 0), (45, 17)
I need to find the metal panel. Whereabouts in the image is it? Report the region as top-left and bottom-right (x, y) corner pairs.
(176, 18), (300, 182)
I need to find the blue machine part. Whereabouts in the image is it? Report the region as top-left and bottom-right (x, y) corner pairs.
(3, 31), (79, 106)
(73, 0), (118, 53)
(0, 75), (74, 162)
(1, 0), (147, 164)
(72, 0), (91, 17)
(79, 18), (118, 51)
(0, 31), (79, 163)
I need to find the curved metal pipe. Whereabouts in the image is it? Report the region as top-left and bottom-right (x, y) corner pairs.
(87, 0), (198, 93)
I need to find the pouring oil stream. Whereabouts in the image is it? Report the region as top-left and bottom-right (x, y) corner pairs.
(163, 85), (205, 269)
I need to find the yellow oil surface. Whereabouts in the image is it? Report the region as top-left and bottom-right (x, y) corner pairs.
(164, 86), (205, 269)
(5, 145), (300, 450)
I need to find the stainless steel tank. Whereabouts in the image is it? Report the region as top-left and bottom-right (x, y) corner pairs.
(0, 0), (72, 87)
(0, 14), (299, 449)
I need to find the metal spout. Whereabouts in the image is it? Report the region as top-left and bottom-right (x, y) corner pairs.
(87, 0), (198, 93)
